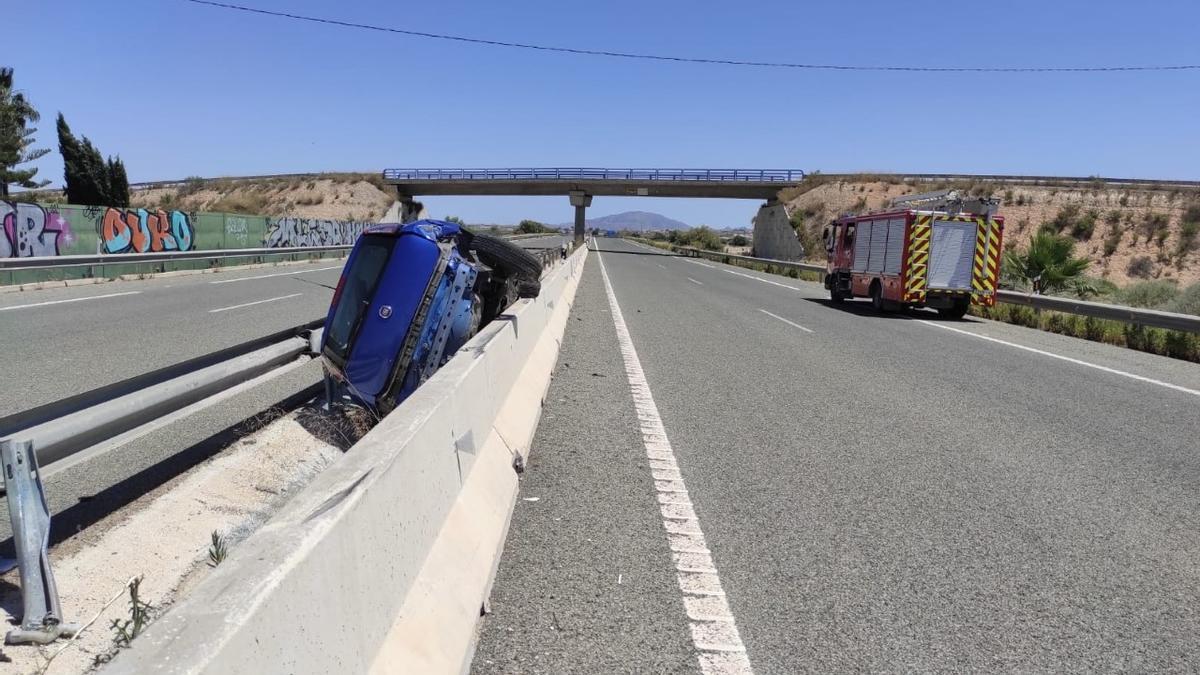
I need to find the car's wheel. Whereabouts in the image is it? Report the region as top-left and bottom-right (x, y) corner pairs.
(516, 279), (541, 298)
(468, 233), (542, 281)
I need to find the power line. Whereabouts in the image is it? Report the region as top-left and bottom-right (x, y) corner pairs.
(184, 0), (1200, 74)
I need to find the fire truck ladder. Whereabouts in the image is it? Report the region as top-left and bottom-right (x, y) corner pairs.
(890, 189), (1000, 217)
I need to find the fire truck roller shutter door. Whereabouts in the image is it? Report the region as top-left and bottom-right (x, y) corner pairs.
(852, 222), (870, 273)
(867, 221), (887, 274)
(883, 218), (905, 275)
(928, 219), (977, 290)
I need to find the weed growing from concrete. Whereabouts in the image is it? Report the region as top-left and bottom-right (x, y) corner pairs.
(109, 576), (153, 648)
(208, 531), (229, 567)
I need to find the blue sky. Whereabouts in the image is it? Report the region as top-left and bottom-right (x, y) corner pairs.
(10, 0), (1200, 227)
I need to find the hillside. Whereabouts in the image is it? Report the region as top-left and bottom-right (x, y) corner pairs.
(779, 177), (1200, 286)
(129, 173), (396, 222)
(561, 210), (689, 232)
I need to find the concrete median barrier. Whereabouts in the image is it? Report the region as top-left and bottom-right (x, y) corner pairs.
(106, 246), (589, 675)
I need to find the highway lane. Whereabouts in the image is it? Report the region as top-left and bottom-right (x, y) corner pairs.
(476, 237), (1200, 672)
(0, 234), (567, 418)
(0, 258), (345, 417)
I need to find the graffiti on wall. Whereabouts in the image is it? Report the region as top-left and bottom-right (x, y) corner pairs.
(100, 208), (195, 254)
(1, 201), (73, 258)
(265, 218), (369, 248)
(225, 216), (249, 248)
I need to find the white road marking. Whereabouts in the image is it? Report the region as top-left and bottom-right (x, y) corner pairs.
(684, 259), (718, 269)
(0, 290), (141, 312)
(723, 268), (802, 291)
(688, 277), (704, 286)
(758, 309), (813, 333)
(918, 319), (1200, 398)
(597, 249), (754, 675)
(656, 263), (667, 269)
(208, 292), (303, 314)
(209, 265), (341, 284)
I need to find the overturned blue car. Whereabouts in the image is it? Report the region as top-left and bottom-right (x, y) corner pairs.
(320, 220), (543, 414)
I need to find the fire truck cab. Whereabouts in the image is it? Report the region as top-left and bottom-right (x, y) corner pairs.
(823, 190), (1004, 318)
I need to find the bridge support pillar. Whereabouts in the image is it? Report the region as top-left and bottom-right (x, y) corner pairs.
(568, 191), (592, 246)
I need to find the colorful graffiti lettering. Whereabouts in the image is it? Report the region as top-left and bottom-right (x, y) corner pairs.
(100, 208), (195, 254)
(1, 201), (73, 258)
(265, 218), (368, 248)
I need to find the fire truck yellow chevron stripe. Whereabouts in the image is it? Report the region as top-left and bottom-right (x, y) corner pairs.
(905, 216), (932, 302)
(971, 218), (989, 292)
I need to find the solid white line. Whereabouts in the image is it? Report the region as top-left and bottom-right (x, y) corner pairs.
(0, 290), (141, 312)
(208, 292), (303, 313)
(209, 265), (341, 284)
(688, 277), (704, 286)
(917, 319), (1200, 398)
(596, 249), (754, 675)
(758, 308), (813, 333)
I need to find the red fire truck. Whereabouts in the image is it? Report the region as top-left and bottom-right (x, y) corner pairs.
(822, 190), (1004, 318)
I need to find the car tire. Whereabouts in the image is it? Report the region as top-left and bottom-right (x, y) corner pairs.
(516, 279), (541, 298)
(469, 234), (542, 281)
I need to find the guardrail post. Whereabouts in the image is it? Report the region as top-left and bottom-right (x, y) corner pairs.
(1, 439), (77, 645)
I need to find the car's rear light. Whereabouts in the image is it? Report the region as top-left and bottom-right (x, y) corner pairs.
(329, 273), (347, 312)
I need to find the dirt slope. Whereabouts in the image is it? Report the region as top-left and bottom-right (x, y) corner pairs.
(130, 173), (395, 222)
(780, 177), (1200, 286)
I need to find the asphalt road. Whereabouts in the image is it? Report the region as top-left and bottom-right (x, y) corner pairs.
(0, 234), (565, 418)
(0, 258), (345, 417)
(475, 237), (1200, 672)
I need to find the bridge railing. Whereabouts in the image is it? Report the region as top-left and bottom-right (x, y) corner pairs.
(382, 168), (805, 182)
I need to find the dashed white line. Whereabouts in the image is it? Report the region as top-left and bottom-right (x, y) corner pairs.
(687, 277), (704, 286)
(758, 309), (813, 333)
(656, 263), (667, 269)
(597, 249), (754, 675)
(209, 265), (342, 284)
(684, 259), (718, 269)
(917, 319), (1200, 398)
(208, 292), (303, 313)
(0, 291), (141, 312)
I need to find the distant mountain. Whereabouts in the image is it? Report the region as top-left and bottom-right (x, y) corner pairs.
(558, 210), (689, 232)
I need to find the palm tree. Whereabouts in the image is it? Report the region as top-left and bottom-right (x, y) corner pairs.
(1003, 231), (1090, 295)
(0, 68), (51, 197)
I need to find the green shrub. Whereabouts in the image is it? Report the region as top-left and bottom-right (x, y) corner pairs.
(1127, 256), (1154, 279)
(1102, 227), (1122, 256)
(1179, 220), (1200, 256)
(1117, 280), (1178, 308)
(1050, 205), (1080, 232)
(729, 234), (749, 246)
(1166, 282), (1200, 316)
(1071, 209), (1098, 239)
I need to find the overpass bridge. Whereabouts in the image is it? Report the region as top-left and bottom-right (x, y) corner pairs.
(383, 168), (805, 243)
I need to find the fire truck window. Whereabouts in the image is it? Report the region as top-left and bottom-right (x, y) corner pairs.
(822, 227), (832, 251)
(845, 225), (856, 247)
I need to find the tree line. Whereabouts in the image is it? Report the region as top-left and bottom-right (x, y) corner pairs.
(1, 67), (129, 205)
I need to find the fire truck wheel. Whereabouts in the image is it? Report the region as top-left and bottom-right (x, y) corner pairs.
(937, 300), (970, 319)
(830, 287), (845, 303)
(870, 282), (885, 312)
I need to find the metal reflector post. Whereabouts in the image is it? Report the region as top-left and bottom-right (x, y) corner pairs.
(1, 439), (77, 645)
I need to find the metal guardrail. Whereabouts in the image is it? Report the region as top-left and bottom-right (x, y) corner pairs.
(671, 246), (1200, 334)
(382, 168), (805, 183)
(0, 321), (323, 644)
(0, 245), (352, 272)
